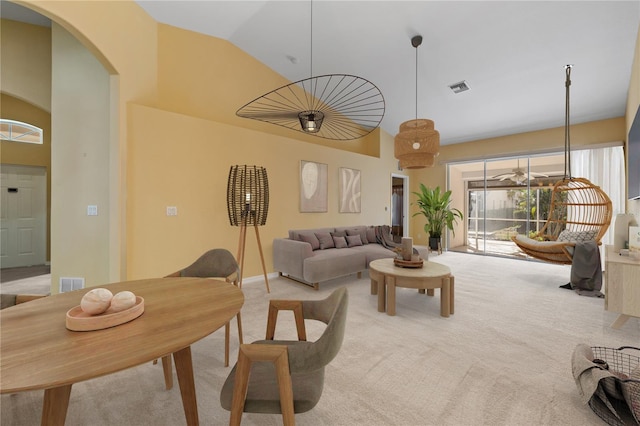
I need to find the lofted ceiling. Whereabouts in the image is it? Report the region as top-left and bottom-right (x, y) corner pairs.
(3, 1), (639, 146)
(134, 0), (640, 145)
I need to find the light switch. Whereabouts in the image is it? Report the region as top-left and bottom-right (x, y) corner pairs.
(166, 206), (178, 216)
(87, 205), (98, 216)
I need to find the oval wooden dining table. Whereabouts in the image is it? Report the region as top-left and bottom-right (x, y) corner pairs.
(0, 277), (244, 426)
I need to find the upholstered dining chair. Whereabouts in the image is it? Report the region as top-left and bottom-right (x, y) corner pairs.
(220, 287), (348, 426)
(160, 248), (244, 389)
(1, 294), (47, 309)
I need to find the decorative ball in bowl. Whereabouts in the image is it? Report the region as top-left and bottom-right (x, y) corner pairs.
(66, 288), (144, 331)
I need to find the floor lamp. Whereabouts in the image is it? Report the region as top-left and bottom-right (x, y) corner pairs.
(227, 165), (270, 293)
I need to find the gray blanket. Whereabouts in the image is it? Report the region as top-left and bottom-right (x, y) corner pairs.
(374, 225), (418, 255)
(570, 241), (604, 297)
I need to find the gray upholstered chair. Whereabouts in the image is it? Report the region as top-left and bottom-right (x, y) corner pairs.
(160, 248), (244, 389)
(220, 287), (348, 426)
(1, 294), (47, 309)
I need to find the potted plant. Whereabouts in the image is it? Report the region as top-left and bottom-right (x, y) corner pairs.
(413, 184), (464, 251)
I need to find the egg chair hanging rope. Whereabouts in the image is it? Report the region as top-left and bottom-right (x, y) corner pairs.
(511, 66), (612, 265)
(564, 65), (572, 180)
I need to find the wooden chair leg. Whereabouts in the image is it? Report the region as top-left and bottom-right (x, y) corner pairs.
(236, 312), (243, 345)
(162, 355), (173, 390)
(229, 344), (294, 426)
(266, 300), (306, 341)
(225, 321), (230, 367)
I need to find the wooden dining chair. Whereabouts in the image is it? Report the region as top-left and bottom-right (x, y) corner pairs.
(220, 287), (348, 426)
(160, 248), (244, 390)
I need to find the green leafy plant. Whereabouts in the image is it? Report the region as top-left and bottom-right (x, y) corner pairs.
(412, 184), (463, 240)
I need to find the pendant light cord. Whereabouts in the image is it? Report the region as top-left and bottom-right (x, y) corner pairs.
(310, 0), (313, 81)
(415, 40), (418, 123)
(414, 39), (419, 142)
(564, 65), (572, 179)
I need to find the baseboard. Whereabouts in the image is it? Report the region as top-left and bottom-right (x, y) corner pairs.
(241, 272), (279, 284)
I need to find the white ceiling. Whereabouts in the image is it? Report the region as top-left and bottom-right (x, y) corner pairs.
(4, 1), (639, 145)
(134, 0), (640, 145)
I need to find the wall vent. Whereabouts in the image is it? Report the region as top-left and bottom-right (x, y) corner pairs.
(59, 277), (85, 293)
(449, 80), (470, 94)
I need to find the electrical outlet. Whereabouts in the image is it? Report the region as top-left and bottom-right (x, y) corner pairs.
(166, 206), (178, 216)
(87, 205), (98, 216)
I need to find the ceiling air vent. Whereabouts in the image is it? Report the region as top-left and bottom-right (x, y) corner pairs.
(449, 80), (470, 94)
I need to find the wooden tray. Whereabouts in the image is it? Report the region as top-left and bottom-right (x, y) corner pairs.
(66, 296), (144, 331)
(394, 256), (424, 268)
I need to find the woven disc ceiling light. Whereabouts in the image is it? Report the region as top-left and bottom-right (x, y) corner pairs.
(236, 74), (385, 140)
(236, 0), (385, 141)
(394, 35), (440, 169)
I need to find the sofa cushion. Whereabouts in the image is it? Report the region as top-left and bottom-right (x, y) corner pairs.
(346, 227), (369, 244)
(315, 232), (335, 249)
(303, 249), (366, 283)
(346, 234), (363, 247)
(351, 244), (396, 264)
(298, 232), (320, 250)
(333, 236), (348, 249)
(366, 226), (377, 244)
(331, 230), (347, 238)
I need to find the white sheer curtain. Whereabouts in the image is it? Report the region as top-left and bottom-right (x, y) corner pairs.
(571, 145), (625, 246)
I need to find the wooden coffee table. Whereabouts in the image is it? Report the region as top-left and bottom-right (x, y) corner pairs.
(369, 258), (454, 317)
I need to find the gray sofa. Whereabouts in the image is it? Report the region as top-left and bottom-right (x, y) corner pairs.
(273, 225), (397, 289)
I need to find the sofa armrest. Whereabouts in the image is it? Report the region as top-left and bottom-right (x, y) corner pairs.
(273, 238), (313, 279)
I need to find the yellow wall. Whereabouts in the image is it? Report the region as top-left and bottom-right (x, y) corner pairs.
(128, 104), (399, 278)
(0, 19), (51, 112)
(0, 94), (52, 260)
(155, 24), (381, 158)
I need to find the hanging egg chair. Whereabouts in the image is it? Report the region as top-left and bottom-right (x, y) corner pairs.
(512, 66), (613, 264)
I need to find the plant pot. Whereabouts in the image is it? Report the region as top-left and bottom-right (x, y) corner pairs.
(429, 237), (440, 251)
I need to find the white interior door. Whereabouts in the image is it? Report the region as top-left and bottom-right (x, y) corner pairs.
(0, 164), (47, 268)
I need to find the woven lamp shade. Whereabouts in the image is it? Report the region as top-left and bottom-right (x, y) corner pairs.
(227, 165), (269, 227)
(394, 119), (440, 169)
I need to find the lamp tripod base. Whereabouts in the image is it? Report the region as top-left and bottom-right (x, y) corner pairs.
(236, 223), (270, 293)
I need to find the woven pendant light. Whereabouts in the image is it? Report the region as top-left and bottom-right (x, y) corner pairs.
(237, 1), (385, 141)
(394, 35), (440, 169)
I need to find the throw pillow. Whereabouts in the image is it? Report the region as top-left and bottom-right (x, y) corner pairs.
(331, 230), (347, 238)
(346, 234), (363, 247)
(366, 226), (377, 244)
(347, 228), (369, 244)
(557, 229), (598, 243)
(315, 232), (335, 250)
(333, 235), (348, 249)
(298, 232), (320, 250)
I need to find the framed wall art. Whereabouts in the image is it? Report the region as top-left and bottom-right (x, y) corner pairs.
(339, 167), (361, 213)
(300, 160), (328, 213)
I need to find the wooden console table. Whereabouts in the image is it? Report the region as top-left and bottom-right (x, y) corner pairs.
(604, 245), (640, 329)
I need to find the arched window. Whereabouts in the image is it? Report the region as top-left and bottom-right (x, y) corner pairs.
(0, 119), (43, 144)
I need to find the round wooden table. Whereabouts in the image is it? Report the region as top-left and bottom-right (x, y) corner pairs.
(0, 277), (244, 426)
(369, 258), (454, 317)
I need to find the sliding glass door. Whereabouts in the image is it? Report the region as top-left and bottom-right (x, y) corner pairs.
(451, 154), (563, 258)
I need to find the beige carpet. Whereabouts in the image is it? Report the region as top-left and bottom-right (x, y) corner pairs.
(1, 252), (638, 425)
